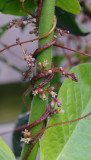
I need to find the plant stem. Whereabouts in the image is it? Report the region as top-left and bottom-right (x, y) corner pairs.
(21, 0), (55, 159)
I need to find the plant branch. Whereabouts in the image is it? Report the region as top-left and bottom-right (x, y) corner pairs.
(54, 44), (91, 57)
(32, 112), (91, 138)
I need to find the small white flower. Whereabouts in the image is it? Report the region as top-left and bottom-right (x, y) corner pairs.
(58, 109), (64, 114)
(27, 14), (32, 19)
(51, 98), (55, 108)
(25, 55), (32, 61)
(48, 70), (52, 74)
(43, 60), (49, 67)
(23, 21), (28, 25)
(32, 90), (38, 96)
(58, 67), (63, 71)
(21, 137), (32, 144)
(50, 91), (57, 98)
(23, 129), (31, 138)
(39, 93), (47, 101)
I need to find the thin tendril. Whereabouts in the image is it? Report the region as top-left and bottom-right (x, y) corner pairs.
(0, 112), (91, 137)
(23, 85), (32, 110)
(54, 44), (91, 57)
(32, 112), (91, 138)
(21, 1), (36, 18)
(0, 41), (23, 60)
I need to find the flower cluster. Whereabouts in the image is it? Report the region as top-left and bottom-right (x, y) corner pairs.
(53, 66), (78, 82)
(55, 28), (69, 36)
(32, 86), (62, 108)
(32, 88), (47, 101)
(37, 60), (49, 71)
(31, 60), (78, 108)
(6, 19), (34, 30)
(21, 129), (32, 144)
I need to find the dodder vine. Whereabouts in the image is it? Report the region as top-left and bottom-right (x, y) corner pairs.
(0, 0), (91, 160)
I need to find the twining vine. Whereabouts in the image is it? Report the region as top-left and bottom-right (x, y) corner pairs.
(0, 0), (91, 160)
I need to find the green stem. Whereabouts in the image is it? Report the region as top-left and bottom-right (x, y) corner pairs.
(21, 0), (55, 159)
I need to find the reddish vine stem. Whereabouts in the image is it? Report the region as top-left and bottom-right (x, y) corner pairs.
(30, 71), (54, 99)
(29, 64), (54, 98)
(0, 16), (57, 53)
(31, 72), (49, 85)
(21, 1), (37, 18)
(54, 44), (91, 57)
(0, 112), (91, 137)
(31, 65), (35, 76)
(32, 112), (91, 139)
(0, 104), (55, 136)
(23, 85), (33, 110)
(26, 103), (50, 130)
(0, 41), (23, 60)
(62, 48), (73, 67)
(26, 104), (60, 130)
(33, 37), (56, 58)
(36, 0), (43, 25)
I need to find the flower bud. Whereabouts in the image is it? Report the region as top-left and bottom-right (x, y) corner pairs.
(48, 70), (52, 74)
(39, 93), (47, 101)
(51, 98), (55, 108)
(48, 86), (55, 91)
(57, 100), (62, 107)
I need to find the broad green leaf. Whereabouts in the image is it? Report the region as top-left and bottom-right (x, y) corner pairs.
(55, 7), (91, 36)
(40, 63), (91, 160)
(0, 137), (16, 160)
(0, 0), (36, 16)
(56, 0), (80, 14)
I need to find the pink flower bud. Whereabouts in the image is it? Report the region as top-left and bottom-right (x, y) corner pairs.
(48, 70), (52, 74)
(38, 88), (44, 94)
(51, 98), (55, 108)
(48, 86), (55, 91)
(57, 99), (62, 107)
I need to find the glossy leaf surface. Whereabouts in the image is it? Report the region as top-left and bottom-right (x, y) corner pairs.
(0, 0), (36, 16)
(0, 0), (80, 16)
(0, 138), (16, 160)
(55, 7), (91, 36)
(40, 63), (91, 160)
(56, 0), (80, 14)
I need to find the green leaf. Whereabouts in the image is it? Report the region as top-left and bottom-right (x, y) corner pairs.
(39, 63), (91, 160)
(0, 0), (36, 16)
(56, 0), (80, 14)
(0, 137), (16, 160)
(55, 7), (91, 36)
